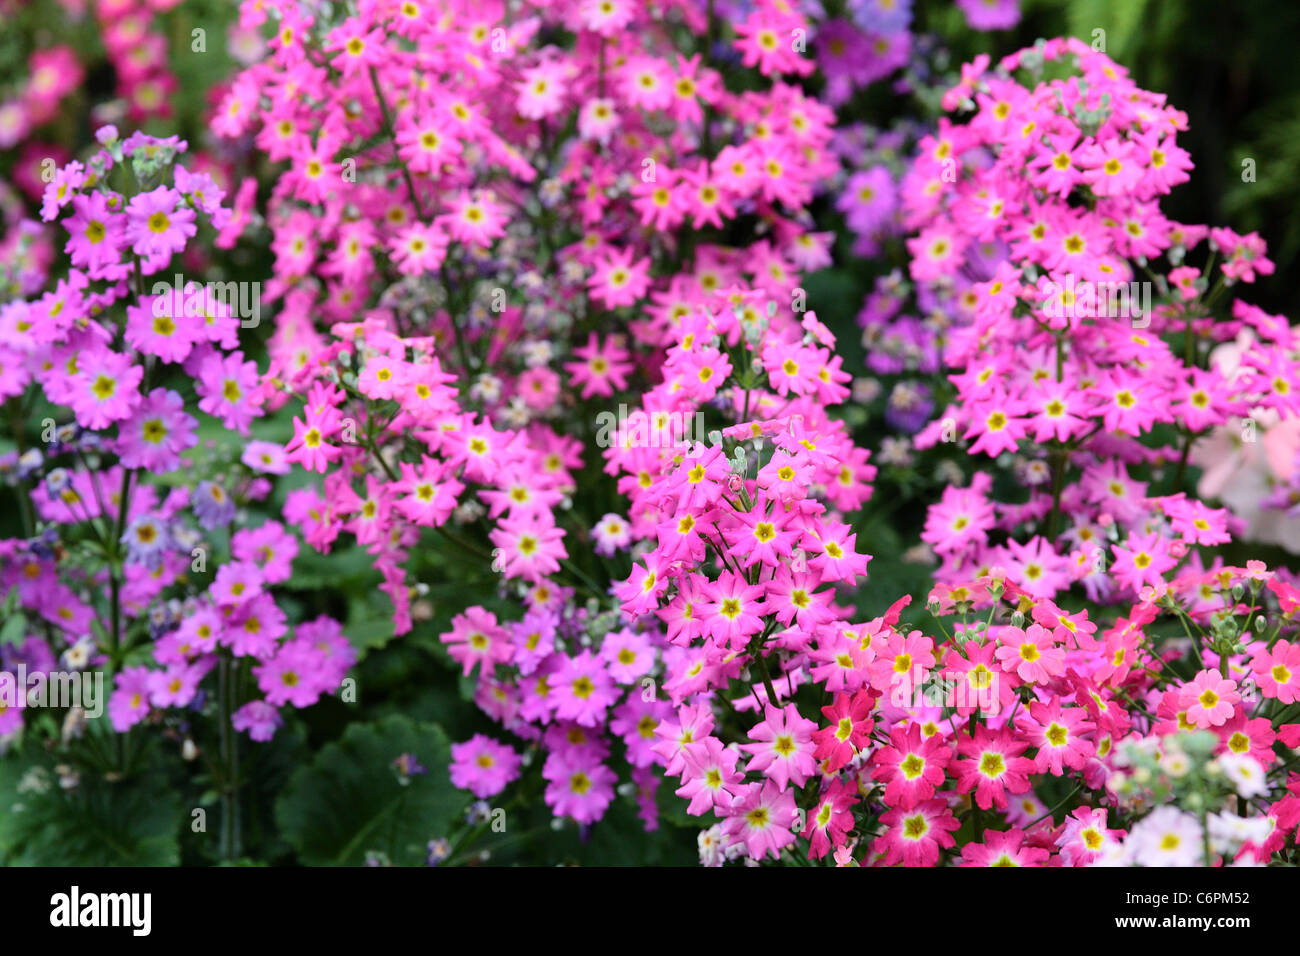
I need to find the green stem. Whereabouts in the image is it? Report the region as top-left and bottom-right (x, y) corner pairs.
(1024, 782), (1083, 829)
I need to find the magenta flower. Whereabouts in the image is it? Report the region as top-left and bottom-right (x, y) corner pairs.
(449, 734), (522, 799)
(124, 186), (195, 261)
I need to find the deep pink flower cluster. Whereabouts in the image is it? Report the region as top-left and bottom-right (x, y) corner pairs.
(655, 557), (1300, 866)
(209, 0), (844, 662)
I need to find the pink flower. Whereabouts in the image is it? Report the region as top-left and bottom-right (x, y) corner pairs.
(1179, 669), (1241, 729)
(439, 607), (511, 678)
(812, 690), (874, 773)
(994, 623), (1064, 685)
(450, 735), (522, 799)
(960, 828), (1050, 867)
(542, 748), (616, 824)
(872, 721), (952, 809)
(741, 703), (818, 790)
(1015, 699), (1096, 776)
(552, 651), (618, 727)
(954, 726), (1034, 810)
(721, 780), (800, 862)
(108, 667), (153, 732)
(1251, 640), (1300, 704)
(676, 736), (744, 815)
(195, 350), (262, 434)
(70, 348), (143, 429)
(586, 248), (651, 309)
(124, 186), (195, 261)
(115, 387), (197, 471)
(874, 798), (960, 867)
(564, 332), (634, 399)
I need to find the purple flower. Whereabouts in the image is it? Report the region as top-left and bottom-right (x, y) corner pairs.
(193, 479), (236, 529)
(121, 514), (171, 570)
(884, 381), (935, 434)
(848, 0), (913, 34)
(838, 166), (898, 237)
(116, 388), (198, 472)
(109, 666), (153, 731)
(232, 699), (282, 741)
(40, 160), (85, 222)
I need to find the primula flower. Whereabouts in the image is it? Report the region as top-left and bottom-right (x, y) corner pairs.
(70, 348), (142, 430)
(124, 186), (195, 261)
(564, 333), (633, 399)
(450, 735), (523, 799)
(587, 248), (651, 309)
(1057, 806), (1123, 866)
(740, 703), (818, 790)
(872, 720), (952, 808)
(440, 607), (511, 677)
(812, 690), (875, 773)
(959, 828), (1050, 867)
(1127, 807), (1204, 867)
(676, 736), (744, 816)
(553, 651), (619, 728)
(994, 623), (1065, 685)
(488, 512), (567, 584)
(115, 388), (197, 471)
(1250, 640), (1300, 704)
(542, 748), (617, 825)
(232, 700), (283, 742)
(700, 571), (768, 649)
(954, 725), (1034, 810)
(875, 798), (961, 867)
(1015, 699), (1096, 776)
(804, 778), (859, 861)
(720, 779), (800, 862)
(108, 666), (153, 731)
(1179, 669), (1241, 728)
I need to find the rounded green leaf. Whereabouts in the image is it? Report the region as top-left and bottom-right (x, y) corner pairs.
(275, 716), (467, 866)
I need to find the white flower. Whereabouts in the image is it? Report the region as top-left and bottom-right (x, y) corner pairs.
(1219, 752), (1268, 798)
(1088, 838), (1132, 867)
(1128, 807), (1203, 867)
(698, 824), (727, 868)
(1208, 810), (1272, 856)
(1159, 750), (1192, 778)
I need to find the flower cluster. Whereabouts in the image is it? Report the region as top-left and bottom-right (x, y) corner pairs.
(0, 133), (349, 746)
(887, 39), (1298, 609)
(0, 45), (84, 152)
(434, 291), (878, 833)
(211, 0), (847, 637)
(672, 562), (1300, 866)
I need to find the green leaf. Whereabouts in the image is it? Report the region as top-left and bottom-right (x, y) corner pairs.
(0, 757), (182, 866)
(345, 595), (398, 655)
(0, 611), (26, 646)
(274, 716), (467, 866)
